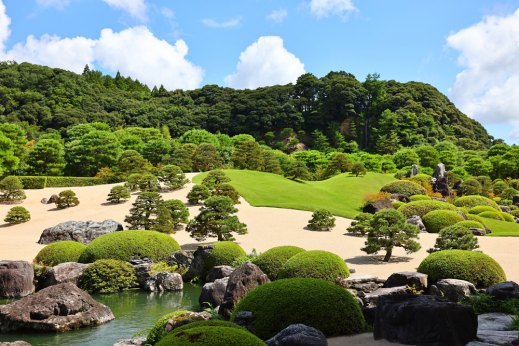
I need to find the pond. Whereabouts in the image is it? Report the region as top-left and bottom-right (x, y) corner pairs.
(0, 283), (203, 346)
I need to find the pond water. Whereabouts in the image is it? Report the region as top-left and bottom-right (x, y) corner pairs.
(0, 284), (203, 346)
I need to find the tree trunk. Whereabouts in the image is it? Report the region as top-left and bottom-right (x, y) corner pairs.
(217, 233), (223, 241)
(383, 249), (392, 262)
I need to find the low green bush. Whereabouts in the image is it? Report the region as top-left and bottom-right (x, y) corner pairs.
(346, 212), (374, 236)
(201, 242), (246, 278)
(410, 195), (432, 201)
(422, 210), (464, 233)
(307, 209), (336, 231)
(457, 220), (485, 229)
(461, 293), (519, 315)
(467, 214), (486, 225)
(454, 196), (500, 211)
(46, 177), (102, 187)
(417, 250), (506, 287)
(427, 225), (479, 253)
(79, 259), (137, 294)
(277, 250), (350, 282)
(230, 278), (365, 340)
(392, 201), (405, 209)
(380, 180), (427, 196)
(78, 230), (180, 263)
(499, 212), (515, 222)
(157, 326), (265, 346)
(0, 176), (26, 202)
(16, 176), (47, 189)
(107, 185), (131, 203)
(479, 211), (505, 221)
(35, 241), (86, 266)
(4, 206), (30, 224)
(55, 190), (80, 208)
(172, 320), (247, 334)
(469, 206), (498, 215)
(255, 246), (306, 281)
(410, 174), (433, 183)
(512, 210), (519, 218)
(398, 200), (458, 218)
(457, 207), (470, 215)
(146, 310), (190, 345)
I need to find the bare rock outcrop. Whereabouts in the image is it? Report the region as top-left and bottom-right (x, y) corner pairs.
(37, 220), (123, 245)
(0, 260), (34, 298)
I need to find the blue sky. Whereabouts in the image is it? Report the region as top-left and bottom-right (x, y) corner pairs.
(1, 0), (519, 144)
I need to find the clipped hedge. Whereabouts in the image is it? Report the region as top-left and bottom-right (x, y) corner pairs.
(255, 246), (306, 281)
(146, 310), (190, 345)
(380, 180), (427, 197)
(457, 220), (485, 229)
(469, 206), (498, 215)
(46, 177), (102, 187)
(157, 326), (265, 346)
(78, 259), (137, 294)
(172, 320), (247, 334)
(410, 195), (432, 202)
(35, 241), (86, 266)
(457, 207), (470, 215)
(410, 174), (433, 183)
(417, 250), (506, 287)
(16, 176), (47, 189)
(230, 278), (365, 340)
(453, 196), (500, 211)
(499, 212), (515, 222)
(512, 210), (519, 218)
(398, 200), (458, 218)
(479, 211), (505, 221)
(78, 230), (180, 263)
(277, 250), (350, 282)
(422, 210), (464, 233)
(392, 201), (405, 209)
(201, 242), (246, 278)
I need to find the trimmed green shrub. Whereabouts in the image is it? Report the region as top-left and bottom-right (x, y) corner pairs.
(380, 180), (427, 196)
(499, 212), (515, 222)
(146, 310), (190, 345)
(457, 220), (485, 229)
(410, 195), (432, 201)
(410, 174), (433, 183)
(171, 320), (247, 334)
(467, 214), (486, 225)
(512, 210), (519, 218)
(457, 179), (482, 196)
(4, 206), (30, 224)
(0, 176), (26, 202)
(422, 210), (464, 233)
(417, 250), (506, 287)
(201, 242), (246, 278)
(107, 185), (131, 203)
(35, 241), (86, 266)
(212, 184), (240, 204)
(157, 326), (265, 346)
(16, 176), (47, 189)
(164, 199), (190, 227)
(46, 177), (102, 187)
(307, 209), (336, 231)
(79, 259), (137, 294)
(187, 185), (211, 204)
(78, 230), (180, 263)
(454, 196), (500, 211)
(479, 211), (505, 221)
(55, 190), (80, 208)
(230, 278), (365, 339)
(255, 246), (306, 281)
(392, 201), (405, 209)
(427, 225), (479, 254)
(469, 206), (498, 215)
(398, 200), (458, 218)
(346, 212), (373, 236)
(457, 207), (470, 215)
(277, 250), (349, 282)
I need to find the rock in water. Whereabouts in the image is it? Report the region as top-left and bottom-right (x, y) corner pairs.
(41, 262), (88, 289)
(363, 199), (395, 214)
(199, 277), (229, 309)
(145, 272), (183, 292)
(265, 324), (328, 346)
(411, 164), (419, 177)
(182, 245), (214, 281)
(38, 219), (123, 245)
(0, 283), (114, 332)
(112, 338), (147, 346)
(0, 342), (34, 346)
(0, 261), (34, 298)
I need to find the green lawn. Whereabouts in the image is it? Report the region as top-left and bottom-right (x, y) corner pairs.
(484, 218), (519, 237)
(192, 170), (396, 219)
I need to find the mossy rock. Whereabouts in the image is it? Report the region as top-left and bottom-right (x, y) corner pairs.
(479, 211), (505, 221)
(457, 220), (485, 229)
(146, 310), (191, 345)
(467, 214), (486, 225)
(78, 230), (180, 263)
(469, 206), (498, 215)
(410, 174), (433, 183)
(380, 180), (427, 197)
(417, 250), (506, 287)
(422, 210), (464, 233)
(398, 200), (458, 218)
(201, 242), (246, 278)
(277, 250), (349, 282)
(499, 212), (515, 222)
(255, 246), (306, 281)
(35, 241), (86, 266)
(512, 210), (519, 218)
(410, 195), (432, 202)
(230, 278), (365, 340)
(157, 326), (265, 346)
(392, 201), (405, 209)
(172, 320), (247, 334)
(453, 196), (500, 211)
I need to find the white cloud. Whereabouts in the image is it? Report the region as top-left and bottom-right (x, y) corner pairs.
(309, 0), (358, 19)
(201, 18), (240, 28)
(101, 0), (147, 21)
(224, 36), (305, 89)
(0, 0), (11, 52)
(161, 7), (174, 19)
(447, 9), (519, 138)
(267, 8), (287, 24)
(35, 0), (70, 8)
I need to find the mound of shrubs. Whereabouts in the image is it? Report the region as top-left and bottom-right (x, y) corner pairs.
(417, 250), (506, 287)
(479, 211), (505, 221)
(457, 220), (485, 229)
(410, 174), (432, 183)
(453, 196), (500, 211)
(78, 230), (180, 263)
(427, 225), (479, 253)
(79, 259), (137, 294)
(277, 250), (350, 282)
(466, 213), (486, 225)
(171, 320), (247, 334)
(146, 310), (190, 345)
(156, 326), (265, 346)
(255, 246), (306, 281)
(392, 201), (405, 209)
(410, 195), (432, 201)
(469, 206), (497, 215)
(499, 212), (515, 222)
(230, 278), (365, 340)
(398, 200), (458, 218)
(35, 241), (86, 266)
(201, 242), (246, 278)
(422, 210), (464, 233)
(380, 180), (427, 197)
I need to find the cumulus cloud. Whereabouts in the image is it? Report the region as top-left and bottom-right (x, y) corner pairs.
(35, 0), (71, 8)
(0, 0), (11, 52)
(224, 36), (305, 89)
(309, 0), (358, 19)
(447, 9), (519, 138)
(201, 18), (240, 28)
(101, 0), (147, 21)
(267, 8), (288, 24)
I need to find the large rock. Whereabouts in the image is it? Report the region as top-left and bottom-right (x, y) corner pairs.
(218, 261), (270, 319)
(40, 198), (48, 204)
(0, 260), (34, 298)
(0, 342), (33, 346)
(363, 286), (407, 308)
(478, 313), (514, 331)
(486, 281), (519, 301)
(163, 311), (211, 334)
(363, 199), (394, 214)
(433, 176), (451, 197)
(47, 194), (58, 204)
(41, 262), (88, 289)
(199, 277), (229, 309)
(182, 245), (214, 281)
(453, 180), (464, 190)
(335, 274), (379, 289)
(144, 272), (183, 292)
(456, 211), (470, 220)
(233, 311), (254, 333)
(407, 215), (427, 233)
(385, 272), (428, 291)
(433, 163), (447, 180)
(471, 228), (486, 236)
(265, 324), (328, 346)
(129, 257), (155, 288)
(477, 330), (519, 345)
(429, 279), (477, 302)
(374, 294), (477, 346)
(513, 195), (519, 207)
(205, 265), (235, 282)
(391, 194), (411, 203)
(170, 250), (194, 275)
(500, 206), (512, 214)
(112, 338), (147, 346)
(0, 283), (114, 332)
(411, 164), (419, 177)
(37, 220), (123, 245)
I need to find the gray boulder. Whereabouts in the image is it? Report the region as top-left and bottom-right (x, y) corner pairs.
(206, 265), (235, 282)
(363, 286), (407, 308)
(429, 279), (477, 302)
(363, 199), (394, 214)
(385, 272), (428, 291)
(471, 228), (486, 236)
(129, 257), (155, 288)
(183, 245), (214, 281)
(486, 281), (519, 301)
(233, 311), (255, 334)
(40, 198), (48, 204)
(500, 206), (512, 214)
(477, 330), (518, 345)
(199, 277), (229, 309)
(456, 211), (470, 220)
(265, 324), (327, 346)
(112, 338), (147, 346)
(0, 260), (34, 298)
(478, 313), (514, 331)
(170, 250), (194, 275)
(407, 215), (427, 233)
(391, 194), (411, 203)
(163, 311), (211, 334)
(47, 194), (58, 204)
(433, 163), (447, 179)
(38, 220), (123, 245)
(411, 164), (419, 177)
(335, 274), (379, 289)
(145, 272), (183, 292)
(0, 342), (33, 346)
(41, 262), (88, 289)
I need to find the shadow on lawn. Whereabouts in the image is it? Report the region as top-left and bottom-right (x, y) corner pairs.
(344, 255), (412, 265)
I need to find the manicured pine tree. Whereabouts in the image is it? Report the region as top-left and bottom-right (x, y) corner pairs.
(193, 143), (223, 172)
(107, 185), (131, 203)
(0, 176), (26, 203)
(4, 206), (30, 224)
(307, 209), (336, 231)
(284, 161), (311, 181)
(158, 165), (190, 189)
(125, 173), (143, 192)
(117, 150), (153, 175)
(138, 173), (160, 192)
(202, 170), (231, 190)
(231, 140), (264, 170)
(164, 199), (190, 229)
(187, 185), (212, 204)
(55, 190), (80, 209)
(213, 184), (240, 204)
(124, 192), (168, 230)
(350, 162), (367, 177)
(261, 151), (283, 175)
(326, 153), (352, 174)
(153, 205), (176, 234)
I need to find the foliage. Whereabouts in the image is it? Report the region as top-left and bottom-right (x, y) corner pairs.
(469, 206), (499, 215)
(458, 179), (483, 196)
(201, 241), (246, 278)
(326, 153), (351, 174)
(125, 191), (167, 231)
(27, 139), (65, 176)
(187, 184), (212, 204)
(410, 195), (432, 201)
(156, 326), (265, 346)
(78, 230), (180, 263)
(427, 224), (480, 253)
(231, 248), (260, 268)
(466, 214), (486, 225)
(179, 129), (220, 147)
(164, 199), (190, 227)
(107, 185), (131, 203)
(171, 320), (247, 334)
(307, 208), (336, 231)
(479, 211), (505, 221)
(457, 220), (485, 229)
(261, 150), (283, 174)
(4, 206), (30, 224)
(117, 150), (152, 175)
(79, 259), (137, 294)
(150, 262), (186, 275)
(346, 212), (374, 236)
(230, 278), (365, 339)
(138, 173), (160, 192)
(398, 200), (458, 218)
(499, 211), (515, 222)
(153, 205), (176, 234)
(284, 161), (312, 181)
(410, 174), (433, 183)
(461, 293), (519, 315)
(232, 140), (264, 171)
(380, 180), (427, 196)
(46, 176), (102, 187)
(146, 310), (190, 345)
(193, 144), (223, 172)
(55, 189), (80, 208)
(201, 170), (231, 190)
(15, 176), (47, 189)
(158, 165), (189, 189)
(125, 173), (142, 192)
(277, 250), (350, 282)
(35, 241), (86, 266)
(392, 148), (420, 169)
(392, 201), (405, 209)
(255, 246), (306, 281)
(500, 187), (519, 200)
(350, 162), (367, 177)
(453, 195), (500, 211)
(414, 146), (440, 169)
(213, 184), (240, 204)
(0, 176), (26, 202)
(362, 191), (392, 206)
(422, 210), (464, 233)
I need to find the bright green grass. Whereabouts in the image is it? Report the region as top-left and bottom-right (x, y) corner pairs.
(483, 218), (519, 237)
(192, 170), (396, 219)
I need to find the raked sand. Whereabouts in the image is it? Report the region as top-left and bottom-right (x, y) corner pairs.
(1, 172), (519, 345)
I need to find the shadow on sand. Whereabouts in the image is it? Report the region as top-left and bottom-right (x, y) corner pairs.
(344, 255), (412, 265)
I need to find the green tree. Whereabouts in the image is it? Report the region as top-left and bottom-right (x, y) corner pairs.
(415, 146), (440, 169)
(153, 206), (176, 234)
(27, 139), (66, 176)
(193, 143), (222, 172)
(124, 191), (165, 230)
(201, 170), (231, 190)
(378, 132), (400, 155)
(162, 144), (193, 172)
(281, 128), (294, 139)
(186, 196), (247, 241)
(107, 185), (131, 203)
(125, 173), (142, 192)
(392, 148), (419, 169)
(261, 151), (283, 174)
(231, 134), (255, 147)
(138, 173), (160, 192)
(164, 199), (190, 229)
(499, 187), (519, 200)
(284, 161), (311, 181)
(0, 133), (19, 175)
(457, 178), (482, 196)
(326, 153), (352, 174)
(158, 165), (190, 189)
(0, 177), (26, 203)
(179, 129), (219, 147)
(307, 209), (336, 231)
(119, 134), (144, 152)
(465, 158), (492, 177)
(4, 206), (30, 224)
(311, 130), (330, 152)
(232, 140), (264, 170)
(439, 150), (457, 171)
(427, 225), (479, 253)
(213, 183), (240, 204)
(141, 139), (171, 165)
(55, 190), (80, 209)
(264, 132), (275, 145)
(350, 162), (367, 177)
(346, 213), (373, 236)
(0, 123), (28, 160)
(117, 150), (153, 175)
(187, 184), (212, 204)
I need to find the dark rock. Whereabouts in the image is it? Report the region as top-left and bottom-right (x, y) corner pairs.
(513, 195), (519, 207)
(500, 206), (512, 214)
(411, 164), (419, 177)
(385, 272), (428, 291)
(0, 342), (33, 346)
(41, 262), (88, 289)
(513, 337), (519, 345)
(130, 258), (155, 288)
(0, 283), (114, 332)
(486, 281), (519, 301)
(407, 215), (427, 233)
(363, 199), (395, 214)
(265, 324), (327, 346)
(478, 312), (514, 331)
(47, 195), (58, 204)
(433, 176), (451, 197)
(429, 279), (477, 302)
(374, 294), (477, 346)
(233, 311), (255, 334)
(40, 198), (48, 204)
(0, 260), (34, 298)
(112, 338), (147, 346)
(335, 274), (378, 289)
(456, 211), (470, 220)
(470, 228), (486, 236)
(485, 226), (492, 234)
(349, 268), (356, 274)
(453, 180), (464, 190)
(183, 245), (213, 281)
(351, 282), (379, 293)
(128, 257), (154, 265)
(199, 277), (229, 309)
(37, 220), (123, 245)
(362, 307), (376, 326)
(170, 250), (194, 276)
(218, 261), (270, 319)
(144, 272), (182, 292)
(391, 194), (411, 203)
(363, 286), (407, 308)
(432, 163), (447, 180)
(205, 265), (235, 282)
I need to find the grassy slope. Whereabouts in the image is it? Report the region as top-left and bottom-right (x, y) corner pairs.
(192, 170), (396, 219)
(484, 218), (519, 237)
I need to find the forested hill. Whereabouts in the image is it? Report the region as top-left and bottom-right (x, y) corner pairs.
(0, 61), (493, 151)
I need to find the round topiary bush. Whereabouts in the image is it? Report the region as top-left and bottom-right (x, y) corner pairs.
(146, 310), (190, 345)
(410, 195), (432, 202)
(417, 250), (506, 287)
(277, 250), (350, 282)
(171, 320), (247, 334)
(392, 201), (405, 209)
(380, 180), (427, 197)
(255, 246), (306, 281)
(457, 207), (469, 215)
(230, 278), (365, 340)
(398, 200), (458, 218)
(453, 196), (500, 211)
(156, 326), (265, 346)
(479, 211), (505, 221)
(422, 210), (464, 233)
(78, 230), (180, 263)
(410, 174), (432, 183)
(78, 259), (137, 294)
(467, 214), (486, 225)
(499, 212), (515, 222)
(469, 206), (498, 215)
(307, 209), (336, 231)
(35, 241), (86, 266)
(4, 206), (30, 224)
(512, 210), (519, 218)
(201, 241), (246, 278)
(457, 220), (485, 229)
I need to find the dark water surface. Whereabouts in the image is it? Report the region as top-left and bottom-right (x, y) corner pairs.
(0, 284), (202, 346)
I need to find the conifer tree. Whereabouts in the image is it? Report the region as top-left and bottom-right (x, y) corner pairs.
(213, 184), (240, 204)
(124, 192), (167, 230)
(125, 173), (143, 192)
(55, 190), (80, 209)
(231, 140), (264, 170)
(261, 151), (283, 174)
(117, 150), (152, 175)
(0, 176), (26, 203)
(138, 173), (160, 192)
(4, 206), (30, 224)
(284, 161), (312, 181)
(351, 162), (367, 177)
(107, 185), (131, 203)
(158, 165), (190, 189)
(326, 153), (352, 174)
(164, 199), (190, 229)
(201, 170), (231, 190)
(153, 205), (176, 234)
(162, 144), (193, 172)
(193, 144), (222, 171)
(187, 185), (212, 204)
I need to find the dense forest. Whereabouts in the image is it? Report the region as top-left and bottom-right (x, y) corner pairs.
(0, 61), (495, 152)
